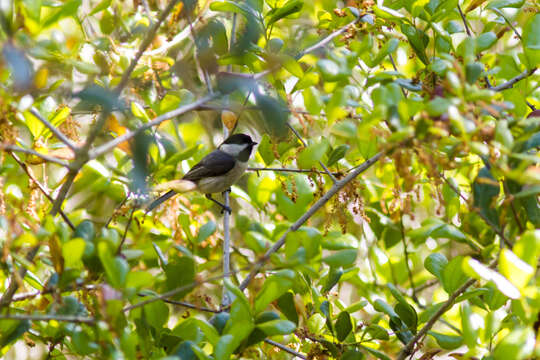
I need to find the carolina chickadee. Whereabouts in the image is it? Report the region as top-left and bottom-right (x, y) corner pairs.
(147, 133), (257, 213)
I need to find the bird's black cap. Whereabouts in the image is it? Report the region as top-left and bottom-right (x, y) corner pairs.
(223, 133), (257, 145)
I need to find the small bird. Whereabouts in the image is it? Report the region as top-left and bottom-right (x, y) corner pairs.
(147, 133), (257, 213)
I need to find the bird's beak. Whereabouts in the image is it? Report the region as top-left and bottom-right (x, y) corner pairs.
(252, 141), (258, 145)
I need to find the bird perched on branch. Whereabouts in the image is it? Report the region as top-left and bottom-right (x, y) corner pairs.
(147, 133), (257, 213)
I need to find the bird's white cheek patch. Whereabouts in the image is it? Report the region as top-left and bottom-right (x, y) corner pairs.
(219, 143), (247, 157)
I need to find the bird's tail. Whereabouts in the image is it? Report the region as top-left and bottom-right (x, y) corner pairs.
(146, 179), (197, 213)
(146, 190), (176, 213)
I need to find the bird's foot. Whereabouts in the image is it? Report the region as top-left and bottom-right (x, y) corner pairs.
(220, 205), (232, 214)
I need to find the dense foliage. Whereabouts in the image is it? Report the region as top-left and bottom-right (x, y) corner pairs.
(0, 0), (539, 359)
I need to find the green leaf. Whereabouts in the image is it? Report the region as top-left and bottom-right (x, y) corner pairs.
(255, 94), (289, 139)
(365, 324), (389, 340)
(395, 302), (417, 333)
(327, 144), (350, 166)
(74, 220), (95, 242)
(499, 248), (534, 290)
(466, 62), (483, 84)
(297, 141), (329, 169)
(282, 54), (304, 78)
(428, 331), (463, 350)
(303, 87), (324, 114)
(523, 14), (540, 66)
(335, 311), (352, 341)
(322, 249), (358, 268)
(425, 253), (448, 281)
(441, 256), (468, 294)
(254, 270), (295, 313)
(472, 167), (500, 229)
(340, 349), (365, 360)
(276, 292), (299, 324)
(214, 334), (235, 360)
(513, 230), (540, 267)
(426, 97), (451, 116)
(493, 327), (535, 360)
(164, 257), (196, 299)
(370, 38), (399, 66)
(267, 0), (303, 26)
(476, 32), (497, 52)
(22, 0), (42, 21)
(463, 257), (520, 299)
(89, 0), (112, 15)
(98, 242), (128, 288)
(62, 238), (85, 268)
(256, 319), (296, 336)
(400, 24), (429, 65)
(42, 0), (81, 28)
(317, 59), (342, 81)
(196, 221), (216, 244)
(486, 0), (524, 9)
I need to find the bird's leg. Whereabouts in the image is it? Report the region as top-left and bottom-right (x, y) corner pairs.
(206, 193), (232, 214)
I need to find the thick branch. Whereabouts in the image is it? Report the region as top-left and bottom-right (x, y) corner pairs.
(29, 108), (77, 150)
(491, 68), (537, 92)
(0, 313), (95, 324)
(89, 94), (218, 160)
(239, 151), (385, 290)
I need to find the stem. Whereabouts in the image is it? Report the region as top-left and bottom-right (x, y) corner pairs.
(247, 167), (341, 176)
(491, 68), (537, 92)
(0, 245), (41, 309)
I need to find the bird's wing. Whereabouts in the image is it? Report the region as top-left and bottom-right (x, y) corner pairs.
(182, 150), (236, 182)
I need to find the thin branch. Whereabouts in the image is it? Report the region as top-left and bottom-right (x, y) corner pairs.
(1, 145), (71, 168)
(398, 258), (498, 360)
(89, 94), (218, 160)
(264, 339), (306, 359)
(287, 123), (338, 183)
(10, 153), (74, 230)
(399, 210), (417, 303)
(116, 207), (135, 255)
(239, 150), (386, 290)
(247, 167), (341, 176)
(29, 108), (77, 150)
(457, 5), (472, 37)
(491, 68), (537, 92)
(0, 313), (95, 324)
(0, 245), (41, 309)
(160, 298), (221, 313)
(491, 8), (522, 40)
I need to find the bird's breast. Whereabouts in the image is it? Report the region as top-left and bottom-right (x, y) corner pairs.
(196, 161), (248, 194)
